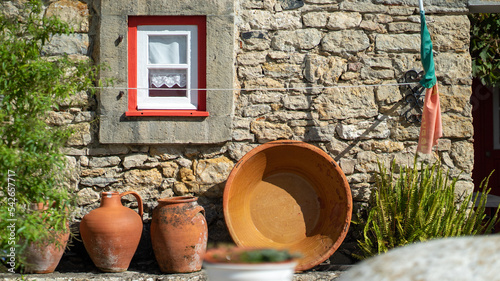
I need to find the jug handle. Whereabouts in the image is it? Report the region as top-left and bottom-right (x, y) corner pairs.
(120, 191), (143, 218)
(192, 205), (205, 219)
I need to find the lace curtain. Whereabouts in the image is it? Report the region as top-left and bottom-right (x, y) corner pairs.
(150, 70), (187, 88)
(148, 35), (188, 88)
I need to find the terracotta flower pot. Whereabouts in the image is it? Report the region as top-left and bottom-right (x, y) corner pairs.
(22, 203), (69, 274)
(80, 191), (143, 272)
(223, 140), (352, 271)
(150, 196), (208, 273)
(23, 230), (70, 274)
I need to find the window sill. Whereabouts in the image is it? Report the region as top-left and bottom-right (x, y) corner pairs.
(126, 110), (210, 117)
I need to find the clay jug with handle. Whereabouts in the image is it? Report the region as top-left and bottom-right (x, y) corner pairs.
(80, 191), (143, 272)
(151, 196), (208, 273)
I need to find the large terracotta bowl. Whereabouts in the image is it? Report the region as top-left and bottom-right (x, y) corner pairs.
(223, 140), (352, 271)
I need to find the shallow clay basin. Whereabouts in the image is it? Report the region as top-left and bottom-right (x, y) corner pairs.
(223, 140), (352, 271)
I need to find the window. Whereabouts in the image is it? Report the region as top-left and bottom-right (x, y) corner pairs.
(97, 0), (234, 144)
(126, 16), (208, 117)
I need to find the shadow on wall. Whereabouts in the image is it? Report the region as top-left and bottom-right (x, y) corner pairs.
(334, 100), (406, 163)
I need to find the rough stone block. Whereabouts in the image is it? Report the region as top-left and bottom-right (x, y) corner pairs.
(123, 154), (149, 170)
(250, 120), (293, 143)
(375, 34), (420, 53)
(67, 123), (92, 146)
(124, 169), (163, 188)
(42, 33), (89, 56)
(194, 157), (234, 185)
(272, 29), (323, 51)
(303, 12), (330, 27)
(46, 0), (89, 33)
(336, 120), (391, 141)
(322, 30), (370, 54)
(88, 156), (121, 168)
(326, 12), (362, 30)
(314, 87), (378, 120)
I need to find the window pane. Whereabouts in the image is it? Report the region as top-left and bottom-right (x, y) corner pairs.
(149, 69), (187, 97)
(148, 35), (187, 64)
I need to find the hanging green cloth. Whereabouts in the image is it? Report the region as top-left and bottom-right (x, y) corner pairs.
(417, 8), (442, 154)
(419, 10), (436, 88)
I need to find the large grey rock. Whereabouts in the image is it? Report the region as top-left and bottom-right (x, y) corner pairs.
(339, 235), (500, 281)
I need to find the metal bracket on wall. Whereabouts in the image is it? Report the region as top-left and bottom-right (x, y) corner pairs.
(401, 70), (425, 123)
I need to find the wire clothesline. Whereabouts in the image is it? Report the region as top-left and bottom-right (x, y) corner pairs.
(97, 81), (418, 92)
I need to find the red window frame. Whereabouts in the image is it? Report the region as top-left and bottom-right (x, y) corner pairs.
(126, 16), (208, 117)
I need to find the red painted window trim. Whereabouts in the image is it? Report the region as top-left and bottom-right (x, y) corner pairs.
(126, 16), (208, 117)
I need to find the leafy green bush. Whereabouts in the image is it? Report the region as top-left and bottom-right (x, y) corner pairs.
(470, 13), (500, 87)
(356, 159), (499, 259)
(0, 0), (102, 271)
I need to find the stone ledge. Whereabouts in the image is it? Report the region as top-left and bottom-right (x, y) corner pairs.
(0, 269), (345, 280)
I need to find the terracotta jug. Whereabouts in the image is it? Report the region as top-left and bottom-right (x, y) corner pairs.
(150, 196), (208, 273)
(80, 191), (143, 272)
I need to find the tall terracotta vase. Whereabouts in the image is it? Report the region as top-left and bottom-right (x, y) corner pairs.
(80, 191), (143, 272)
(151, 196), (208, 273)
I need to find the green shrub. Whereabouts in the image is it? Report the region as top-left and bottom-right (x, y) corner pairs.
(356, 159), (499, 259)
(470, 13), (500, 87)
(0, 0), (103, 271)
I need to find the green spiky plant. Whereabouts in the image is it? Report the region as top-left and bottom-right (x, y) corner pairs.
(356, 159), (500, 259)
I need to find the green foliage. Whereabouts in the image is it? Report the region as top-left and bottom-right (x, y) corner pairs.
(356, 159), (499, 259)
(0, 0), (100, 270)
(470, 13), (500, 87)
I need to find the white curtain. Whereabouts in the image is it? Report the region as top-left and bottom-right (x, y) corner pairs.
(148, 35), (187, 64)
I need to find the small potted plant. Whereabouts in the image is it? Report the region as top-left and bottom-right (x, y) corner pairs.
(203, 245), (300, 281)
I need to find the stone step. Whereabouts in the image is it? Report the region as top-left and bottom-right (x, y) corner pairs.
(0, 269), (345, 281)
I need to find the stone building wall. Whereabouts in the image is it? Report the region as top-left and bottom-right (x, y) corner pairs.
(3, 0), (474, 263)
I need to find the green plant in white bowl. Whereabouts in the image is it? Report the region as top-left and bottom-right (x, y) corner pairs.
(203, 246), (301, 281)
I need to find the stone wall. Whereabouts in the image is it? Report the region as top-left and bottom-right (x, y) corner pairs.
(3, 0), (474, 266)
(233, 0), (473, 213)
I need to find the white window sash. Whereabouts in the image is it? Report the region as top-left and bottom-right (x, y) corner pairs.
(136, 25), (198, 110)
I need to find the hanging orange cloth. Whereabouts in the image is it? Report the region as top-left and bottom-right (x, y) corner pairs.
(417, 84), (442, 154)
